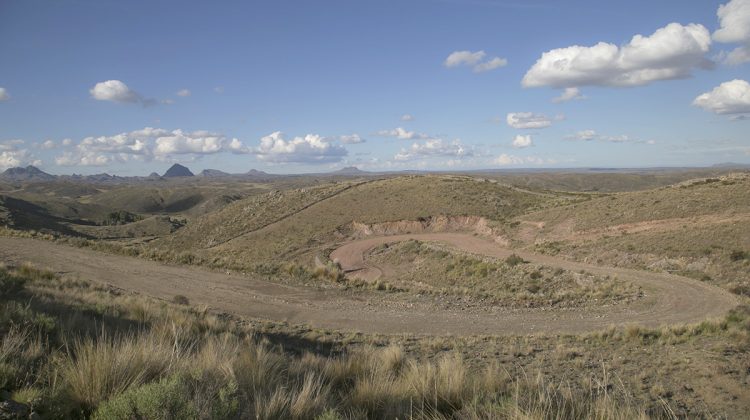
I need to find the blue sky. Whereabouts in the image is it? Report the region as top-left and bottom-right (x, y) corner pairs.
(1, 0), (749, 175)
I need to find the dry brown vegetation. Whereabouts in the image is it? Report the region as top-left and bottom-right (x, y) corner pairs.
(0, 264), (691, 419)
(365, 240), (640, 308)
(1, 170), (750, 418)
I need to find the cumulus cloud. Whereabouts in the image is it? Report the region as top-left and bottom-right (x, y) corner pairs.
(0, 87), (9, 101)
(55, 151), (114, 167)
(394, 139), (473, 161)
(552, 87), (586, 103)
(154, 130), (235, 155)
(523, 23), (712, 89)
(506, 112), (553, 129)
(444, 50), (507, 73)
(254, 132), (347, 163)
(53, 127), (251, 166)
(400, 114), (415, 122)
(0, 140), (40, 170)
(693, 79), (750, 115)
(512, 135), (533, 148)
(90, 80), (141, 103)
(62, 138), (73, 146)
(376, 127), (432, 140)
(713, 0), (750, 64)
(339, 134), (365, 144)
(177, 89), (191, 97)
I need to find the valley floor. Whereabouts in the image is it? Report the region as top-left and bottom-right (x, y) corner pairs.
(0, 234), (737, 336)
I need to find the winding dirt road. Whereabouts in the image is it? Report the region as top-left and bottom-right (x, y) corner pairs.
(0, 235), (739, 336)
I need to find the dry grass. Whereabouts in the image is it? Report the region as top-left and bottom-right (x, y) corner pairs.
(0, 264), (683, 419)
(366, 240), (640, 307)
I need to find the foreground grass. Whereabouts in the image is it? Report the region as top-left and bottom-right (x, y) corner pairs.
(0, 264), (674, 419)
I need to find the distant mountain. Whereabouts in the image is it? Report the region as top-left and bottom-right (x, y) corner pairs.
(199, 169), (230, 177)
(0, 165), (56, 182)
(163, 164), (194, 177)
(246, 169), (269, 176)
(61, 173), (119, 183)
(712, 162), (750, 169)
(332, 166), (367, 175)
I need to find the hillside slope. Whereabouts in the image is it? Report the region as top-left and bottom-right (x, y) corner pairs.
(156, 175), (551, 269)
(512, 173), (750, 296)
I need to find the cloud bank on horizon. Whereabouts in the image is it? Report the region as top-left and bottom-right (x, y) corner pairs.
(0, 0), (749, 174)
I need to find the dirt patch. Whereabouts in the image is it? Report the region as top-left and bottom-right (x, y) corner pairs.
(0, 236), (739, 336)
(350, 215), (510, 246)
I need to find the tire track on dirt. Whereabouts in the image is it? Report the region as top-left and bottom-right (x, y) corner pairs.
(0, 236), (738, 336)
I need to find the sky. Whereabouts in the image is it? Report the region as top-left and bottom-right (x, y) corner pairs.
(0, 0), (749, 175)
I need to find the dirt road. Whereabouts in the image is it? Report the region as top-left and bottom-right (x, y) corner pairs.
(0, 236), (739, 336)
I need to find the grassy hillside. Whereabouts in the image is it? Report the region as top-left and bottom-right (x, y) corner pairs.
(516, 173), (750, 296)
(519, 173), (750, 233)
(486, 168), (746, 192)
(155, 175), (551, 271)
(0, 264), (651, 419)
(2, 262), (749, 418)
(366, 239), (640, 308)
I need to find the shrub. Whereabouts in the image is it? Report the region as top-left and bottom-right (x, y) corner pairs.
(505, 254), (526, 266)
(92, 375), (196, 420)
(729, 250), (748, 262)
(172, 295), (190, 305)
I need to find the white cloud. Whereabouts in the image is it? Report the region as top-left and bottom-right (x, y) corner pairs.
(552, 87), (586, 103)
(53, 127), (252, 166)
(339, 134), (365, 144)
(693, 79), (750, 115)
(567, 130), (599, 141)
(506, 112), (553, 129)
(0, 140), (40, 170)
(523, 23), (712, 88)
(254, 132), (347, 163)
(90, 80), (140, 103)
(177, 89), (191, 97)
(473, 57), (508, 73)
(494, 154), (524, 165)
(55, 151), (113, 167)
(722, 47), (750, 64)
(444, 50), (486, 67)
(444, 50), (507, 73)
(394, 139), (473, 161)
(713, 0), (750, 64)
(41, 140), (56, 149)
(494, 154), (554, 166)
(714, 0), (750, 43)
(400, 114), (414, 122)
(0, 87), (9, 101)
(0, 139), (24, 152)
(154, 130), (231, 155)
(512, 135), (533, 148)
(376, 127), (432, 140)
(565, 130), (651, 144)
